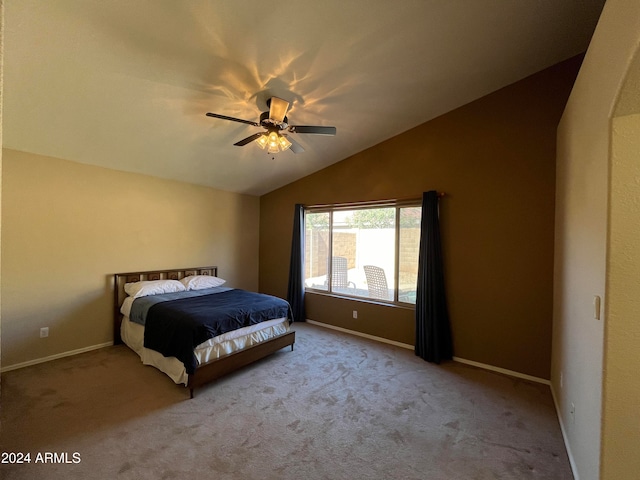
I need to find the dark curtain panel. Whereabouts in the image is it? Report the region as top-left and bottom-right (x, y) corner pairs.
(415, 190), (453, 363)
(286, 204), (305, 322)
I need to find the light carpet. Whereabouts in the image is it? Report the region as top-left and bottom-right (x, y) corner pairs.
(0, 323), (573, 479)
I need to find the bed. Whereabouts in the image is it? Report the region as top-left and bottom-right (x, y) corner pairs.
(113, 266), (295, 398)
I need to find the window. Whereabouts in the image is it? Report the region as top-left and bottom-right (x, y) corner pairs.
(304, 203), (421, 305)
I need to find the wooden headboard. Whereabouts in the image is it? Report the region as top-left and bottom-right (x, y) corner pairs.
(113, 266), (218, 344)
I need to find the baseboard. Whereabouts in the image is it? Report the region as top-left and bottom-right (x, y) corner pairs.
(4, 322), (551, 389)
(305, 319), (550, 385)
(550, 384), (580, 480)
(452, 356), (550, 385)
(306, 319), (415, 350)
(1, 342), (114, 373)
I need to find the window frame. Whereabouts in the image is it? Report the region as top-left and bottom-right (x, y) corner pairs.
(304, 198), (421, 307)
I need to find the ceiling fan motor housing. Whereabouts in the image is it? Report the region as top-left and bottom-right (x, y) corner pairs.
(206, 96), (334, 152)
(259, 111), (288, 130)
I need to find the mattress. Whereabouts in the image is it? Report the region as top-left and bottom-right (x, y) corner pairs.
(121, 314), (290, 385)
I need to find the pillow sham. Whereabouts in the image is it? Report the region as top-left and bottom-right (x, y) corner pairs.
(180, 275), (226, 290)
(124, 279), (186, 299)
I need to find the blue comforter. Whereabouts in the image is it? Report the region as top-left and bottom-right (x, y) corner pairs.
(130, 288), (291, 374)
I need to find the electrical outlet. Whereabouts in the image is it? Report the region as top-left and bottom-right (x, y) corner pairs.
(40, 327), (49, 338)
(352, 310), (358, 319)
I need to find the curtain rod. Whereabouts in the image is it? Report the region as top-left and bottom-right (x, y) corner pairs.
(305, 192), (446, 210)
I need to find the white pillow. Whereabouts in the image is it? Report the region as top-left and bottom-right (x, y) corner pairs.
(180, 275), (226, 290)
(124, 279), (186, 299)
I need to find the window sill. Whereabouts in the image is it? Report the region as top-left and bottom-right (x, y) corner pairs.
(305, 289), (416, 311)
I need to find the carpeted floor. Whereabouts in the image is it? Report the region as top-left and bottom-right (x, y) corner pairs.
(0, 323), (573, 480)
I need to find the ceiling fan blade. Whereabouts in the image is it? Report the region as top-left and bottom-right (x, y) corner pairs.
(287, 136), (305, 154)
(206, 112), (259, 127)
(234, 132), (264, 146)
(289, 125), (337, 136)
(268, 97), (289, 123)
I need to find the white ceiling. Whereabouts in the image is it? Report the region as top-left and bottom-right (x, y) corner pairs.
(3, 0), (605, 196)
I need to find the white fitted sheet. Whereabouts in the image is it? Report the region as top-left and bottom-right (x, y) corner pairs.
(121, 315), (289, 385)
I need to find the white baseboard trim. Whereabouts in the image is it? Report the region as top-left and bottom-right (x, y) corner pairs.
(304, 319), (550, 385)
(452, 356), (550, 385)
(1, 342), (114, 373)
(550, 384), (580, 480)
(305, 319), (415, 350)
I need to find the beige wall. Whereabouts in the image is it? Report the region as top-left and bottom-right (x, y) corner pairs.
(260, 58), (581, 380)
(1, 0), (4, 373)
(1, 149), (260, 368)
(553, 1), (640, 479)
(602, 112), (640, 478)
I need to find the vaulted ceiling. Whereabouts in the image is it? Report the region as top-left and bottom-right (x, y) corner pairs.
(3, 0), (605, 195)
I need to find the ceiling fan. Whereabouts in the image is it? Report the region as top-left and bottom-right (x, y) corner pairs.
(206, 97), (336, 154)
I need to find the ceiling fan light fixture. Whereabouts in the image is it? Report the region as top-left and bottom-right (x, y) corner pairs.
(256, 133), (269, 149)
(268, 131), (279, 148)
(256, 131), (290, 154)
(278, 134), (292, 151)
(258, 131), (292, 154)
(206, 96), (336, 154)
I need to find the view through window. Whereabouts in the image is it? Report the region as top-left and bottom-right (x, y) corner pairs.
(304, 204), (421, 304)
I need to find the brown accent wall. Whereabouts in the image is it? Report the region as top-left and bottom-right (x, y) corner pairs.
(260, 57), (582, 379)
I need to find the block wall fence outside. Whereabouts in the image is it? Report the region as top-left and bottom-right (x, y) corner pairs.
(305, 230), (329, 279)
(304, 230), (360, 279)
(304, 227), (421, 291)
(332, 232), (357, 269)
(399, 228), (420, 289)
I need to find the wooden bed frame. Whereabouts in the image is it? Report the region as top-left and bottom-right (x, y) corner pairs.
(113, 266), (295, 398)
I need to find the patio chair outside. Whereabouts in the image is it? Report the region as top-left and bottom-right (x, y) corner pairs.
(332, 256), (355, 290)
(364, 265), (391, 300)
